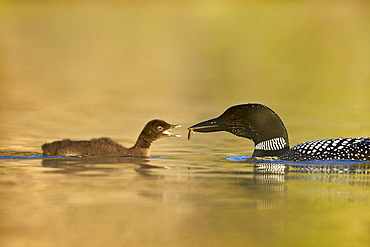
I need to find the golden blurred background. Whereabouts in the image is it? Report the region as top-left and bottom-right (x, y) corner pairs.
(1, 2), (370, 247)
(1, 0), (369, 152)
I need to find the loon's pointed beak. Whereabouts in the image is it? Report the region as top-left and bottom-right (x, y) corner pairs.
(163, 124), (181, 137)
(187, 118), (225, 140)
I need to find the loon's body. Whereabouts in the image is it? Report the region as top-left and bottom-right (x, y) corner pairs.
(280, 137), (369, 161)
(188, 104), (369, 162)
(42, 119), (181, 157)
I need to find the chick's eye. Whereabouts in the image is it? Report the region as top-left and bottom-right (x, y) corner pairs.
(230, 114), (235, 119)
(157, 126), (164, 132)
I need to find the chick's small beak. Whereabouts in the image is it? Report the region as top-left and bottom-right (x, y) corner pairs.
(163, 124), (181, 137)
(171, 124), (181, 129)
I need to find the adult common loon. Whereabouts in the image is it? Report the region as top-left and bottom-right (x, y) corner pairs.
(42, 119), (181, 157)
(188, 104), (369, 162)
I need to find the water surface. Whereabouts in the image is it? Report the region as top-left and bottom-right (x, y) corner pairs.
(1, 154), (370, 247)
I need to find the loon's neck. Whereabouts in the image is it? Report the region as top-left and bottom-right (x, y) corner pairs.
(252, 137), (290, 157)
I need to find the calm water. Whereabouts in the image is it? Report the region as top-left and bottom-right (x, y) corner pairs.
(1, 1), (370, 247)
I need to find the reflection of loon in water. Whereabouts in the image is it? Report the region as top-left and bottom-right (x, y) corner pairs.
(188, 103), (370, 162)
(226, 155), (370, 174)
(254, 162), (369, 174)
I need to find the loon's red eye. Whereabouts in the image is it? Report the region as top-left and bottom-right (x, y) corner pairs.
(230, 114), (235, 119)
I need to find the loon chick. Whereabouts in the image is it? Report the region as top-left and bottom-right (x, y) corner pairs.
(42, 119), (181, 157)
(188, 104), (370, 162)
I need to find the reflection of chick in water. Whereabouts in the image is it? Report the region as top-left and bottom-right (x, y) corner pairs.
(41, 157), (164, 176)
(42, 119), (180, 157)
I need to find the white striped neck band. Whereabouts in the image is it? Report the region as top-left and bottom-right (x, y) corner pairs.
(255, 137), (287, 151)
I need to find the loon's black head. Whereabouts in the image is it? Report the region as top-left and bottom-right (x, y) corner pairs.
(188, 103), (290, 157)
